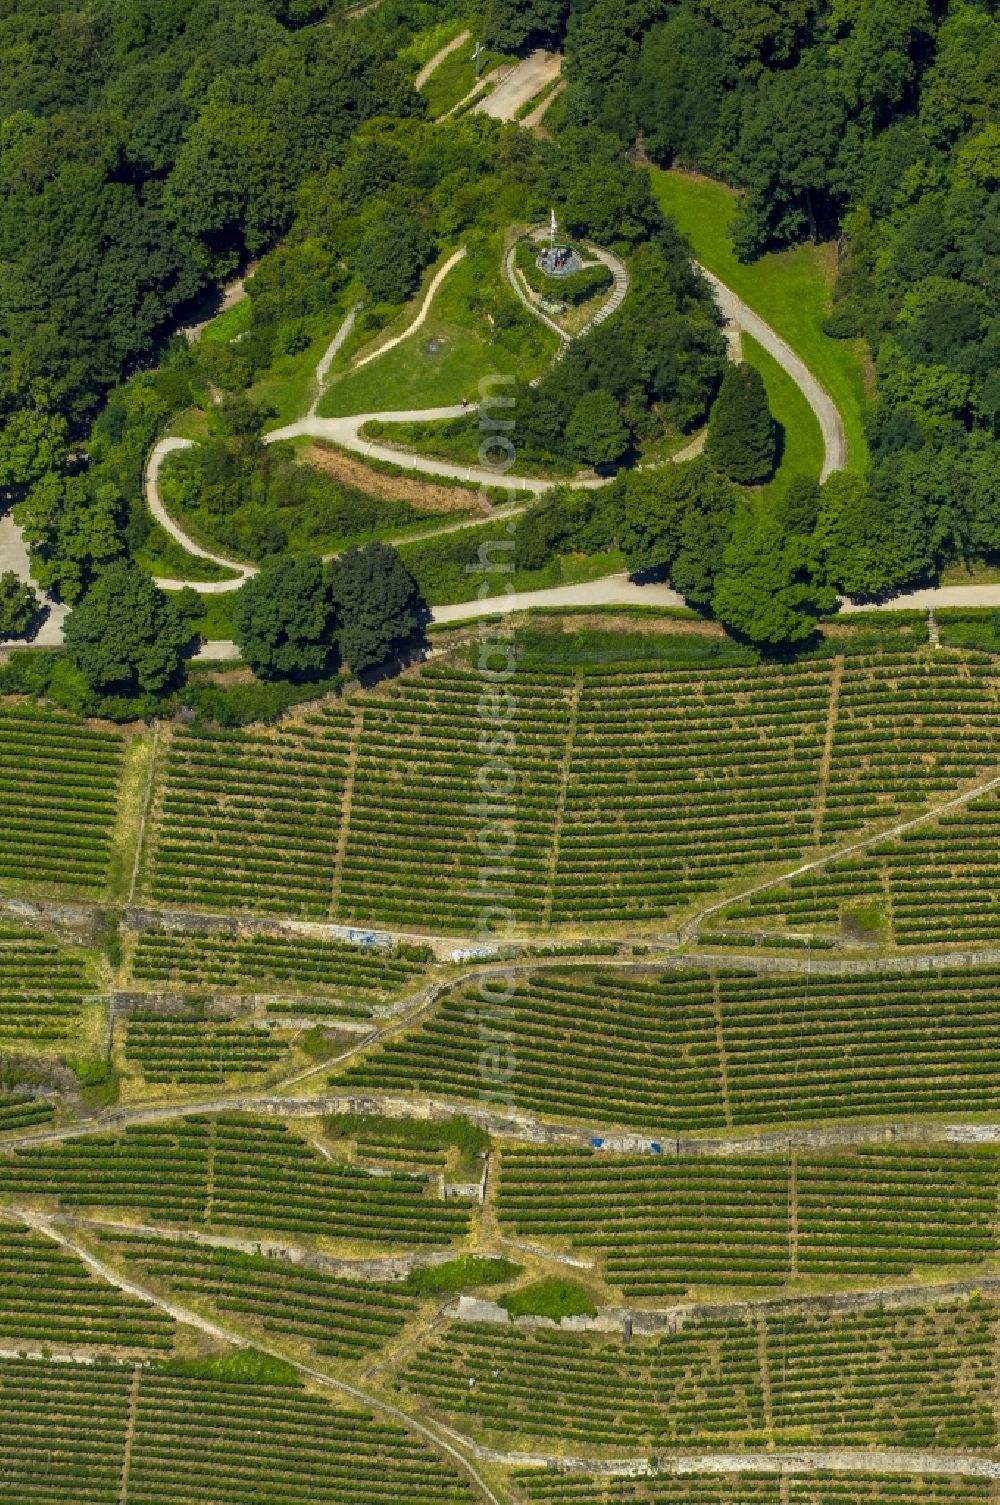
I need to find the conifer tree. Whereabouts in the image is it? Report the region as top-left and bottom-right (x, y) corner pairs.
(706, 361), (778, 483)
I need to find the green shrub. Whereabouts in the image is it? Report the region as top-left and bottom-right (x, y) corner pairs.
(180, 672), (346, 727)
(514, 241), (614, 307)
(325, 1112), (488, 1158)
(159, 1349), (299, 1386)
(500, 1278), (597, 1321)
(935, 610), (1000, 654)
(403, 1256), (520, 1295)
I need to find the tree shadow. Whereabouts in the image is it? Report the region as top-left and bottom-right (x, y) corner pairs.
(770, 419), (786, 477)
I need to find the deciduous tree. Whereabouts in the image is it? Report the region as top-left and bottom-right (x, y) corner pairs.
(327, 542), (423, 674)
(698, 0), (814, 73)
(0, 410), (67, 492)
(63, 563), (189, 695)
(566, 390), (630, 467)
(486, 0), (570, 49)
(232, 553), (338, 680)
(0, 572), (39, 641)
(713, 501), (835, 644)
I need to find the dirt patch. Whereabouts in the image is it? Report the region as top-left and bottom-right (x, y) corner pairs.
(304, 443), (481, 514)
(538, 611), (725, 638)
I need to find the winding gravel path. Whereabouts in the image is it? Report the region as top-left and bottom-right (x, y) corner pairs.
(8, 226), (989, 640)
(266, 406), (565, 494)
(414, 29), (471, 91)
(431, 573), (685, 623)
(350, 248), (467, 371)
(697, 264), (847, 482)
(312, 301), (361, 401)
(144, 437), (255, 591)
(147, 243), (847, 600)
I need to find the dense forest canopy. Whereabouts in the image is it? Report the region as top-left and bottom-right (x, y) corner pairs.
(548, 0), (1000, 600)
(0, 0), (432, 427)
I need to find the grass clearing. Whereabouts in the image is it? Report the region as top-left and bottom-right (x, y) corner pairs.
(168, 589), (236, 641)
(107, 728), (154, 900)
(403, 1257), (521, 1296)
(500, 1278), (596, 1321)
(199, 297), (253, 345)
(255, 304), (358, 432)
(398, 17), (470, 73)
(317, 243), (557, 419)
(652, 169), (869, 471)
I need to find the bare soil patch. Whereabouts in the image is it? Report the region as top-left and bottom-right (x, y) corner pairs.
(305, 443), (480, 514)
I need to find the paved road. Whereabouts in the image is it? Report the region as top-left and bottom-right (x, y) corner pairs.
(840, 583), (1000, 610)
(475, 49), (562, 120)
(697, 265), (847, 482)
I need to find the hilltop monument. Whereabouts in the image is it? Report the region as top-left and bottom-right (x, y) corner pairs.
(537, 209), (582, 278)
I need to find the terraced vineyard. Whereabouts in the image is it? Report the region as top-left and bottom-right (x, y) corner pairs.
(0, 1355), (478, 1504)
(123, 1016), (289, 1084)
(717, 965), (1000, 1123)
(1, 1114), (473, 1246)
(129, 925), (429, 1014)
(137, 651), (1000, 934)
(404, 1297), (996, 1449)
(337, 666), (573, 930)
(495, 1144), (997, 1297)
(514, 1480), (779, 1505)
(0, 1091), (55, 1132)
(146, 712), (354, 917)
(819, 652), (1000, 837)
(340, 962), (1000, 1129)
(0, 1358), (134, 1502)
(0, 925), (99, 1044)
(104, 1233), (420, 1359)
(552, 662), (832, 921)
(0, 702), (125, 895)
(0, 1224), (176, 1350)
(5, 638), (1000, 1502)
(724, 791), (1000, 947)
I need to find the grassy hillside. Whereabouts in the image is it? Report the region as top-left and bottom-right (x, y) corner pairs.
(653, 169), (869, 471)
